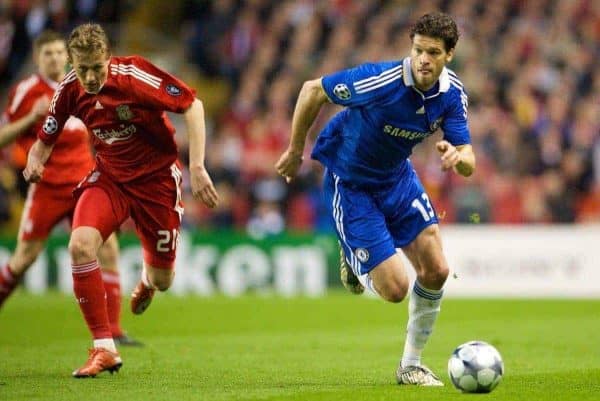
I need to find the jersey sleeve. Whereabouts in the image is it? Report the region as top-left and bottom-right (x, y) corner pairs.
(3, 86), (17, 122)
(4, 82), (34, 123)
(442, 89), (471, 146)
(127, 56), (196, 113)
(321, 61), (404, 108)
(37, 76), (74, 145)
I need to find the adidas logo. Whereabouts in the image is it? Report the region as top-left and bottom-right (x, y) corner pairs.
(94, 100), (104, 110)
(416, 106), (425, 114)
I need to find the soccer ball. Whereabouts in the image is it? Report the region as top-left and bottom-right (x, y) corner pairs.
(447, 341), (504, 393)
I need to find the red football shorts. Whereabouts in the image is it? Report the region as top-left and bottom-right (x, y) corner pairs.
(19, 182), (77, 241)
(72, 162), (184, 269)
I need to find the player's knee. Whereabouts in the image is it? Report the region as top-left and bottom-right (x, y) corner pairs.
(381, 280), (409, 303)
(420, 264), (449, 289)
(97, 241), (118, 268)
(68, 236), (97, 262)
(15, 246), (39, 269)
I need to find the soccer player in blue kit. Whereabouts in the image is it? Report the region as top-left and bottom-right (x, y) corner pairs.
(276, 12), (475, 386)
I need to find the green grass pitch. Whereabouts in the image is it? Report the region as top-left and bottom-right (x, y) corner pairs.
(1, 292), (599, 401)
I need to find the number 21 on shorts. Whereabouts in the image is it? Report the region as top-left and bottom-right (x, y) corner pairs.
(412, 193), (435, 221)
(156, 229), (180, 252)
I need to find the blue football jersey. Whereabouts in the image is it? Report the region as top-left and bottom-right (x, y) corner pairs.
(311, 57), (470, 188)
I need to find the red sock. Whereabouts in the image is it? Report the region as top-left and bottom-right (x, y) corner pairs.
(102, 269), (123, 337)
(0, 263), (19, 307)
(72, 261), (112, 339)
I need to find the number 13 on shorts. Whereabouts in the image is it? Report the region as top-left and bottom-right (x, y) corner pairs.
(412, 193), (435, 222)
(156, 229), (180, 252)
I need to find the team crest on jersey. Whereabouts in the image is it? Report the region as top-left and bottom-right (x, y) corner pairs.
(116, 104), (134, 121)
(355, 248), (369, 263)
(430, 117), (443, 132)
(333, 83), (351, 100)
(42, 116), (58, 135)
(166, 84), (181, 96)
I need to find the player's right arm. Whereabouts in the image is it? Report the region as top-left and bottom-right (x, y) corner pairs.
(276, 62), (402, 182)
(275, 78), (329, 183)
(0, 97), (49, 147)
(23, 139), (54, 183)
(24, 72), (75, 183)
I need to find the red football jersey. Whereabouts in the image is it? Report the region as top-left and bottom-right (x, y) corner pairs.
(38, 55), (196, 183)
(2, 74), (93, 185)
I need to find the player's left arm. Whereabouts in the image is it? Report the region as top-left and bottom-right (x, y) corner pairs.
(436, 141), (475, 177)
(439, 87), (475, 177)
(129, 56), (219, 208)
(183, 98), (218, 209)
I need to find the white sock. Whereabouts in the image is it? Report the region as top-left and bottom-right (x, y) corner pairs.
(401, 281), (443, 367)
(93, 338), (117, 353)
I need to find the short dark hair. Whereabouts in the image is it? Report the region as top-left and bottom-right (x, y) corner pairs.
(409, 12), (459, 52)
(33, 30), (65, 54)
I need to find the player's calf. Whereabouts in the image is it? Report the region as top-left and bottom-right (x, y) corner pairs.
(0, 264), (21, 308)
(130, 266), (173, 315)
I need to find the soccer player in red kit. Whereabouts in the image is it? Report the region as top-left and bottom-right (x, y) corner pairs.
(24, 23), (218, 378)
(0, 30), (140, 346)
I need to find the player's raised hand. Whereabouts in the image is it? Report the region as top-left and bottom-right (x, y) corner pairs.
(30, 96), (50, 119)
(190, 165), (219, 208)
(436, 140), (461, 171)
(275, 148), (304, 183)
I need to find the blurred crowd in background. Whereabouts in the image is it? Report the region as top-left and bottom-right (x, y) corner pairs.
(0, 0), (599, 238)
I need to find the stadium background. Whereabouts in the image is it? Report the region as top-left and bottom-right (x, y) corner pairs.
(1, 2), (599, 401)
(0, 0), (599, 297)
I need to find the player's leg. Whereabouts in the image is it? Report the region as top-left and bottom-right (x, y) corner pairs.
(366, 255), (410, 302)
(70, 178), (128, 378)
(141, 261), (175, 291)
(324, 171), (365, 294)
(129, 163), (182, 315)
(1, 182), (70, 307)
(96, 233), (143, 346)
(96, 233), (121, 337)
(401, 224), (449, 364)
(322, 169), (409, 301)
(395, 224), (448, 386)
(0, 240), (45, 307)
(386, 173), (445, 385)
(130, 260), (175, 315)
(129, 243), (177, 315)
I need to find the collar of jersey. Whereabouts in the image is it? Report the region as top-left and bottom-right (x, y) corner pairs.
(402, 57), (450, 99)
(38, 74), (60, 91)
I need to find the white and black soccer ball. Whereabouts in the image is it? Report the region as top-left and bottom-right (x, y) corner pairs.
(448, 341), (504, 393)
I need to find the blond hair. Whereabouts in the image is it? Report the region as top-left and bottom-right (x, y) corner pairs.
(67, 23), (111, 60)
